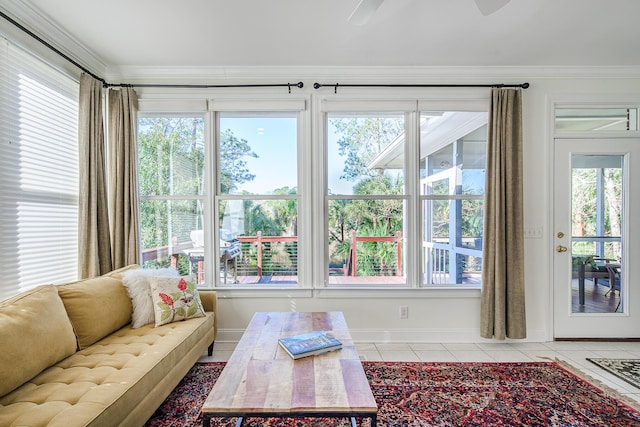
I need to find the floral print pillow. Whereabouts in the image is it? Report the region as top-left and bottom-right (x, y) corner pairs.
(149, 276), (205, 327)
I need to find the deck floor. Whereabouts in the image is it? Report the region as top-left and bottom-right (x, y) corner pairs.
(572, 278), (621, 313)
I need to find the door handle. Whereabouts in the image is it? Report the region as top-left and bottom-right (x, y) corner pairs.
(556, 245), (567, 253)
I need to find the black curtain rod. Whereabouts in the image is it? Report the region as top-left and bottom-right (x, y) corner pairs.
(314, 82), (530, 93)
(105, 82), (304, 92)
(1, 10), (106, 84)
(1, 10), (303, 91)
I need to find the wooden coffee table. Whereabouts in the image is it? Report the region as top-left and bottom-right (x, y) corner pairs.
(202, 311), (377, 426)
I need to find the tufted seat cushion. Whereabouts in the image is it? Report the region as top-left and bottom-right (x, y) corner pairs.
(0, 311), (215, 427)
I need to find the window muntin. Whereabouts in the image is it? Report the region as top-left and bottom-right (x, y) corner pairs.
(420, 112), (487, 287)
(216, 113), (299, 286)
(555, 108), (639, 132)
(326, 113), (407, 285)
(137, 115), (206, 279)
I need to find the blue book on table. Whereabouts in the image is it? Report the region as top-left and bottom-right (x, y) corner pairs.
(278, 330), (342, 359)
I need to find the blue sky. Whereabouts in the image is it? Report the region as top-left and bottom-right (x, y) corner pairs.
(220, 115), (355, 195)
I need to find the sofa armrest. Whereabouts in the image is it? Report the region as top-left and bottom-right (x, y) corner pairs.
(199, 290), (217, 313)
(199, 290), (217, 342)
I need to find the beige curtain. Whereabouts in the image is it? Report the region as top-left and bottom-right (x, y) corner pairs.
(480, 88), (526, 340)
(108, 87), (140, 269)
(78, 73), (112, 278)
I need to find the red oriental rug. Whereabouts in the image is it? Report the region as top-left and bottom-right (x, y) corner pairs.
(145, 361), (640, 426)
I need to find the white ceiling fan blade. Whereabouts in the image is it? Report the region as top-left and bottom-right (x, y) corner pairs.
(474, 0), (510, 16)
(348, 0), (385, 26)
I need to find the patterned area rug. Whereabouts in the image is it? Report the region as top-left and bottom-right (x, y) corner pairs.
(588, 358), (640, 390)
(145, 361), (640, 426)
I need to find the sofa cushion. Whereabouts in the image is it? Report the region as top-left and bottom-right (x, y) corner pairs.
(0, 285), (77, 397)
(122, 268), (179, 328)
(57, 276), (133, 349)
(103, 263), (140, 280)
(0, 313), (215, 427)
(149, 276), (205, 327)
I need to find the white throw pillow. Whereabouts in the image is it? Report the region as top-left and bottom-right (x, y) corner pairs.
(149, 276), (206, 327)
(122, 268), (179, 328)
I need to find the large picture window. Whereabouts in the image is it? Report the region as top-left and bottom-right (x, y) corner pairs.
(321, 102), (486, 289)
(137, 100), (305, 288)
(137, 97), (486, 290)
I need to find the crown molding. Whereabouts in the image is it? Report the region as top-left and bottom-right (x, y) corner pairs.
(1, 0), (107, 78)
(2, 0), (639, 85)
(105, 64), (640, 86)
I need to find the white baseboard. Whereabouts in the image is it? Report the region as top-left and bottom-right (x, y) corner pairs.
(216, 327), (550, 344)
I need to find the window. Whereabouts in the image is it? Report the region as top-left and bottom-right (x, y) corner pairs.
(420, 112), (487, 287)
(137, 114), (206, 281)
(137, 100), (305, 288)
(0, 38), (79, 300)
(137, 97), (486, 290)
(216, 112), (300, 286)
(555, 108), (639, 132)
(321, 101), (486, 289)
(326, 112), (407, 286)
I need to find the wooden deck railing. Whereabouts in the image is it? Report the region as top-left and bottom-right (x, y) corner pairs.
(236, 231), (298, 277)
(344, 231), (402, 277)
(141, 231), (404, 280)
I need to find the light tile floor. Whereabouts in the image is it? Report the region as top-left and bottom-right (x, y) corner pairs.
(200, 341), (640, 404)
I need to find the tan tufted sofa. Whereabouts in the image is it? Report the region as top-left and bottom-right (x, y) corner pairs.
(0, 265), (217, 427)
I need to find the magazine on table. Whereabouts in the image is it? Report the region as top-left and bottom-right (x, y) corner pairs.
(278, 330), (342, 359)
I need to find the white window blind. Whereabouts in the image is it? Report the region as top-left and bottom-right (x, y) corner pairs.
(0, 37), (79, 301)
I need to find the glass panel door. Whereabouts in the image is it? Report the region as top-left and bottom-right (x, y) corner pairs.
(554, 139), (640, 338)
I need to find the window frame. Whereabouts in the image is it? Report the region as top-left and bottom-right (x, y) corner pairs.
(136, 106), (209, 279)
(136, 93), (490, 298)
(314, 96), (489, 294)
(210, 99), (310, 290)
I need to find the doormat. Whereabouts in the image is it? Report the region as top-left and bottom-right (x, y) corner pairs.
(145, 361), (640, 426)
(588, 358), (640, 390)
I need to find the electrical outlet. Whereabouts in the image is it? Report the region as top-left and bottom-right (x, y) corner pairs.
(399, 306), (409, 319)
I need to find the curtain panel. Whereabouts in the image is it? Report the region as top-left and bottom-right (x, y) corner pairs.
(480, 88), (526, 340)
(78, 73), (112, 278)
(108, 87), (140, 269)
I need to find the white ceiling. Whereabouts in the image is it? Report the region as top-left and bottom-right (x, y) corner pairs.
(5, 0), (640, 71)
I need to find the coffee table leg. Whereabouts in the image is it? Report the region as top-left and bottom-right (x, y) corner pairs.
(350, 416), (376, 426)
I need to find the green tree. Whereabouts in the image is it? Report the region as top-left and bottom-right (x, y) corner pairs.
(219, 129), (258, 194)
(331, 117), (404, 181)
